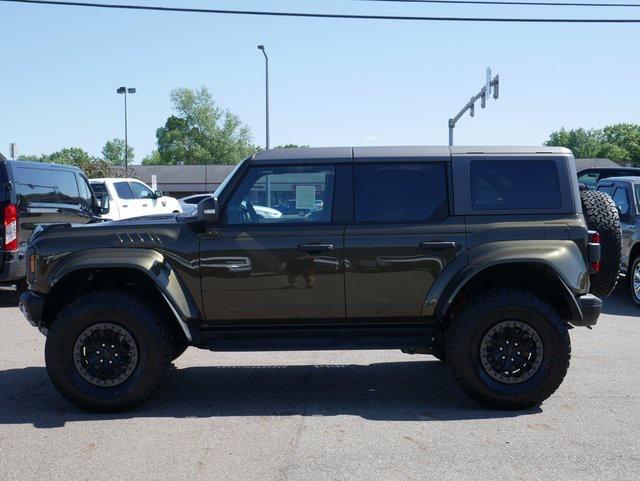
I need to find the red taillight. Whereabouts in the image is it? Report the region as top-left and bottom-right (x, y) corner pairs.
(4, 203), (18, 251)
(589, 231), (601, 273)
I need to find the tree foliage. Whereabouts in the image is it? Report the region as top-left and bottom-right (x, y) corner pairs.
(18, 147), (124, 178)
(102, 138), (134, 165)
(153, 87), (257, 165)
(545, 124), (640, 165)
(275, 144), (310, 149)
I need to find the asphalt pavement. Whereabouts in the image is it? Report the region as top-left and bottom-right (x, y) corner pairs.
(0, 286), (638, 481)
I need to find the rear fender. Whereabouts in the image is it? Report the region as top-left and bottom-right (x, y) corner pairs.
(430, 240), (589, 322)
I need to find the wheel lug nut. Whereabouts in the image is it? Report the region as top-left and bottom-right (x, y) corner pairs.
(96, 351), (100, 354)
(502, 356), (506, 360)
(111, 345), (114, 348)
(100, 359), (104, 363)
(109, 361), (112, 364)
(510, 358), (514, 362)
(506, 341), (510, 344)
(517, 351), (521, 355)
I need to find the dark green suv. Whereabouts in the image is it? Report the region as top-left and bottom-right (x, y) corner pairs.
(20, 146), (612, 412)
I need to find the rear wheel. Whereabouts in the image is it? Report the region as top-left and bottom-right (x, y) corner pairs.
(446, 288), (570, 409)
(580, 189), (622, 297)
(45, 290), (172, 412)
(629, 256), (640, 306)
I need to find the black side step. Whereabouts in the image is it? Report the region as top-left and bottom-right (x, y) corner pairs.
(201, 325), (438, 352)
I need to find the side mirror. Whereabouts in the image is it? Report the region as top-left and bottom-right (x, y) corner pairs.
(154, 190), (163, 198)
(99, 195), (110, 215)
(197, 196), (219, 224)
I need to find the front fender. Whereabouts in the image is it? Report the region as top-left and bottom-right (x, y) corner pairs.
(48, 248), (201, 322)
(430, 240), (589, 321)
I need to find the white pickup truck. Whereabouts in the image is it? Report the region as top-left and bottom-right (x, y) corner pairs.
(90, 178), (182, 220)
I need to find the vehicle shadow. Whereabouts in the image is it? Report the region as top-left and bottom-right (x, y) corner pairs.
(0, 288), (19, 307)
(601, 282), (639, 317)
(0, 360), (541, 428)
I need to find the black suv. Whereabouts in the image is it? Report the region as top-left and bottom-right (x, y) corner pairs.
(20, 146), (612, 412)
(595, 176), (640, 304)
(0, 160), (102, 291)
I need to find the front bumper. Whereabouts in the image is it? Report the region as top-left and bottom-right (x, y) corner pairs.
(576, 293), (602, 327)
(19, 290), (46, 333)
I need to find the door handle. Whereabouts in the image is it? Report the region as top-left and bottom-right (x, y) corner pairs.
(122, 205), (128, 208)
(142, 204), (148, 207)
(297, 243), (334, 253)
(419, 241), (457, 250)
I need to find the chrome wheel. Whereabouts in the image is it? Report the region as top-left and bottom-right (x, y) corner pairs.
(479, 320), (544, 384)
(633, 261), (640, 301)
(73, 323), (139, 387)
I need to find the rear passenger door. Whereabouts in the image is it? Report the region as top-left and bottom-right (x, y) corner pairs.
(344, 159), (466, 323)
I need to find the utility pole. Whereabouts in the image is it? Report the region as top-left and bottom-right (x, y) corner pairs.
(257, 45), (270, 150)
(448, 68), (499, 147)
(117, 86), (136, 172)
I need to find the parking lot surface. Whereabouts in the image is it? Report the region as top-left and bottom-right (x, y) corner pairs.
(1, 287), (639, 481)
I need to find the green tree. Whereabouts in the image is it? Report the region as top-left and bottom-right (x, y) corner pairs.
(545, 124), (640, 165)
(19, 147), (123, 178)
(102, 138), (134, 165)
(275, 144), (310, 149)
(155, 87), (258, 165)
(141, 150), (163, 165)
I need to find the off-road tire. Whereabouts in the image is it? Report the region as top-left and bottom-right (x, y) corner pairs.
(446, 288), (571, 409)
(171, 337), (189, 361)
(45, 290), (172, 412)
(580, 189), (622, 297)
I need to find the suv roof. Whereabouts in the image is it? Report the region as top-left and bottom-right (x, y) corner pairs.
(597, 176), (640, 185)
(1, 159), (84, 172)
(252, 145), (572, 165)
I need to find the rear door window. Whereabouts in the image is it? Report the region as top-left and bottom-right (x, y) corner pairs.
(129, 181), (155, 199)
(15, 167), (80, 205)
(470, 159), (561, 210)
(354, 163), (448, 223)
(612, 187), (631, 216)
(113, 181), (134, 199)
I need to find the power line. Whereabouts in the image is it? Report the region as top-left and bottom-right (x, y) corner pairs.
(354, 0), (640, 8)
(2, 0), (640, 22)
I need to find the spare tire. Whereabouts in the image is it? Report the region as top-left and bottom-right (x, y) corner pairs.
(580, 189), (622, 297)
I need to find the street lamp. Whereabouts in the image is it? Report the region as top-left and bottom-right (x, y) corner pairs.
(257, 45), (270, 150)
(116, 86), (136, 172)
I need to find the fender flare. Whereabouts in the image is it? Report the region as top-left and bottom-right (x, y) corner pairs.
(48, 248), (200, 341)
(430, 241), (588, 324)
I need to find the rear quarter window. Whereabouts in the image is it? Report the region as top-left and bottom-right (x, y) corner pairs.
(470, 159), (562, 210)
(15, 166), (80, 205)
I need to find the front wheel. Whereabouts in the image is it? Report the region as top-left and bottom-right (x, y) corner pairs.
(446, 288), (571, 409)
(45, 290), (173, 412)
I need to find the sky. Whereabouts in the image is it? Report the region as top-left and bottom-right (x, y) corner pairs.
(1, 0), (639, 163)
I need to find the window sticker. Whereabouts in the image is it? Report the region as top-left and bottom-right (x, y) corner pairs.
(295, 185), (316, 210)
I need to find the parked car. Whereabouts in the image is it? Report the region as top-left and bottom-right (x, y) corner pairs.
(179, 194), (211, 213)
(21, 146), (618, 412)
(181, 194), (282, 219)
(90, 178), (182, 220)
(577, 166), (640, 190)
(0, 160), (104, 292)
(596, 176), (640, 305)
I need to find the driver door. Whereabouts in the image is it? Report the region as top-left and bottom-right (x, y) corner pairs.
(200, 164), (346, 324)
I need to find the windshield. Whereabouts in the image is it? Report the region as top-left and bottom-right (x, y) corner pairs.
(213, 157), (249, 199)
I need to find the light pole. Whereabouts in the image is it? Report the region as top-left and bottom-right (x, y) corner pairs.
(257, 45), (270, 150)
(447, 68), (499, 147)
(117, 86), (136, 172)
